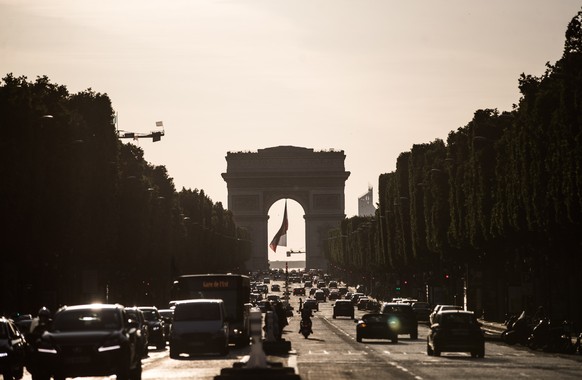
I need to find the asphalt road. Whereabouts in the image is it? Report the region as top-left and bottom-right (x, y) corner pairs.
(21, 279), (582, 379)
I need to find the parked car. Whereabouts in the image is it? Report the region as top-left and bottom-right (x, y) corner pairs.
(0, 316), (26, 380)
(380, 302), (418, 339)
(355, 313), (398, 343)
(332, 300), (354, 319)
(169, 299), (229, 357)
(125, 307), (149, 358)
(271, 284), (281, 292)
(427, 310), (485, 357)
(429, 305), (463, 325)
(412, 302), (432, 322)
(36, 303), (142, 379)
(138, 306), (166, 349)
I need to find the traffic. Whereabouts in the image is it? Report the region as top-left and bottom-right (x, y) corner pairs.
(2, 270), (582, 379)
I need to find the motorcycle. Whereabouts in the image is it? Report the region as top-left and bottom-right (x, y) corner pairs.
(299, 318), (313, 339)
(501, 310), (532, 346)
(527, 318), (573, 353)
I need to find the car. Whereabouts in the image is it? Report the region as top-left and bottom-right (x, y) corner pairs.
(158, 308), (174, 341)
(125, 307), (150, 358)
(355, 313), (398, 343)
(412, 302), (432, 322)
(357, 296), (370, 310)
(429, 305), (463, 325)
(328, 289), (341, 301)
(427, 310), (485, 357)
(266, 294), (281, 303)
(303, 280), (312, 288)
(0, 316), (26, 380)
(350, 293), (364, 305)
(338, 287), (349, 296)
(332, 300), (354, 319)
(380, 302), (418, 339)
(314, 289), (326, 302)
(169, 299), (229, 357)
(303, 298), (319, 312)
(328, 280), (338, 289)
(271, 284), (281, 292)
(293, 287), (306, 296)
(309, 287), (317, 296)
(36, 303), (142, 379)
(138, 306), (166, 349)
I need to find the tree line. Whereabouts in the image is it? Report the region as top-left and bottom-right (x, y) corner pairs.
(0, 75), (251, 314)
(326, 10), (582, 323)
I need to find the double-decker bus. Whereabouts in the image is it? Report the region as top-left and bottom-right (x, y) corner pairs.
(170, 273), (251, 346)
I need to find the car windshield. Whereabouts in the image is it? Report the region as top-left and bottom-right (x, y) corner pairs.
(174, 303), (220, 321)
(440, 313), (476, 327)
(140, 309), (159, 321)
(363, 315), (388, 324)
(53, 308), (121, 332)
(383, 305), (412, 313)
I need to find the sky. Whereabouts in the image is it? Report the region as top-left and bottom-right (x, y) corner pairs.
(2, 0), (580, 263)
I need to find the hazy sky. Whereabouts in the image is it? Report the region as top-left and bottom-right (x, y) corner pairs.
(2, 0), (580, 263)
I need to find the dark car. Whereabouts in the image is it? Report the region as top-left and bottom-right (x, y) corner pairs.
(303, 298), (319, 312)
(0, 316), (26, 380)
(380, 302), (418, 339)
(271, 284), (281, 292)
(427, 310), (485, 358)
(36, 303), (142, 379)
(332, 300), (354, 319)
(412, 302), (432, 322)
(125, 307), (149, 358)
(293, 287), (306, 296)
(357, 297), (370, 310)
(355, 313), (398, 343)
(138, 306), (166, 349)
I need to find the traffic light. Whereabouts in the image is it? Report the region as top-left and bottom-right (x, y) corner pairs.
(444, 274), (450, 280)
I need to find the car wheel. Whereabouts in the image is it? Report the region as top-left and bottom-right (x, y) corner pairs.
(434, 349), (441, 357)
(427, 343), (434, 356)
(392, 335), (398, 344)
(411, 332), (418, 340)
(157, 342), (166, 350)
(169, 346), (180, 359)
(333, 315), (336, 319)
(356, 335), (362, 343)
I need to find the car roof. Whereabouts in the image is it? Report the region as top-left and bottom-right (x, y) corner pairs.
(174, 299), (224, 305)
(438, 309), (472, 315)
(59, 303), (123, 312)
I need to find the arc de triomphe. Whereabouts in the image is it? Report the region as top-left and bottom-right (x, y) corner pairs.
(221, 146), (350, 271)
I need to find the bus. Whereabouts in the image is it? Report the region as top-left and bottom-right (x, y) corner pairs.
(170, 273), (251, 346)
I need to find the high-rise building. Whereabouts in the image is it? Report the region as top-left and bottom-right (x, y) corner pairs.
(358, 186), (376, 217)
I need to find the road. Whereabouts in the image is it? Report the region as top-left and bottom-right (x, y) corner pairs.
(22, 280), (582, 379)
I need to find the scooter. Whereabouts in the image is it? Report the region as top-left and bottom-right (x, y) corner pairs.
(501, 310), (531, 346)
(527, 318), (572, 353)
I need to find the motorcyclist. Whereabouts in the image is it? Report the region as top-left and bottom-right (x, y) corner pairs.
(26, 307), (53, 379)
(299, 305), (313, 334)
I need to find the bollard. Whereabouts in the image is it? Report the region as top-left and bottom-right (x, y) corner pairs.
(246, 308), (267, 368)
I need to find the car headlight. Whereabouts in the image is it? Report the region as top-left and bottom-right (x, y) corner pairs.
(152, 326), (160, 331)
(0, 352), (9, 358)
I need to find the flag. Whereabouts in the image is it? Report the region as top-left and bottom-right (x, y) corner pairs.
(269, 200), (288, 252)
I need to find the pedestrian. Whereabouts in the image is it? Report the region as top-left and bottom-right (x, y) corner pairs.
(299, 297), (303, 311)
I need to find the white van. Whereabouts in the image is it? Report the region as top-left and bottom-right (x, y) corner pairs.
(169, 299), (229, 357)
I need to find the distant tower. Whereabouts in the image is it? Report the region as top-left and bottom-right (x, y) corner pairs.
(358, 186), (376, 217)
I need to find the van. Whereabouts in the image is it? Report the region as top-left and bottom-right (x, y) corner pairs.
(169, 299), (229, 357)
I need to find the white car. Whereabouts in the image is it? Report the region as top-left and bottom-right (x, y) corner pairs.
(429, 304), (463, 325)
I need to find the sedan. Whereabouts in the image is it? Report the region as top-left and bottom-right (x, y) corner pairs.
(355, 313), (398, 343)
(427, 310), (485, 357)
(0, 317), (26, 380)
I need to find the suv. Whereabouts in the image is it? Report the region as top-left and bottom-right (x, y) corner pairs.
(138, 306), (166, 349)
(36, 304), (142, 379)
(0, 316), (26, 380)
(332, 300), (354, 319)
(380, 302), (418, 339)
